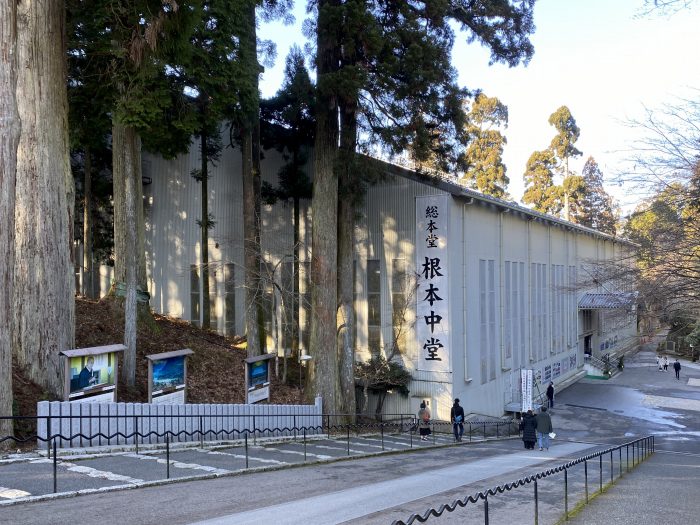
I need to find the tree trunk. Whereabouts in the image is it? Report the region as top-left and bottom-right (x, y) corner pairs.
(0, 0), (20, 444)
(241, 1), (263, 358)
(13, 0), (74, 398)
(113, 125), (147, 292)
(83, 146), (94, 298)
(200, 128), (211, 329)
(306, 0), (341, 412)
(113, 122), (140, 386)
(337, 98), (358, 418)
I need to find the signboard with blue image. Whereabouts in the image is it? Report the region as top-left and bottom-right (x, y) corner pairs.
(146, 349), (194, 404)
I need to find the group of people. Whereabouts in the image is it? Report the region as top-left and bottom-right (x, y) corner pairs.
(657, 355), (682, 379)
(416, 399), (469, 442)
(520, 406), (554, 451)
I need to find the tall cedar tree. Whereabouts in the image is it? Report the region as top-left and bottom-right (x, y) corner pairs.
(260, 45), (315, 382)
(83, 1), (198, 386)
(461, 93), (510, 198)
(523, 149), (559, 213)
(548, 105), (582, 219)
(523, 106), (583, 218)
(0, 0), (20, 443)
(308, 0), (536, 413)
(183, 0), (247, 329)
(67, 3), (114, 299)
(13, 0), (75, 398)
(236, 0), (293, 358)
(579, 157), (617, 235)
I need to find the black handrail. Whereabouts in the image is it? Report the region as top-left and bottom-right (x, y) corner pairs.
(391, 435), (655, 525)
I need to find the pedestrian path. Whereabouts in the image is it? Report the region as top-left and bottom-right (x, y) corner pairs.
(567, 451), (700, 525)
(187, 441), (593, 525)
(0, 431), (496, 503)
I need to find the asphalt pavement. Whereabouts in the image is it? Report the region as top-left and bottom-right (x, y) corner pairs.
(1, 337), (700, 524)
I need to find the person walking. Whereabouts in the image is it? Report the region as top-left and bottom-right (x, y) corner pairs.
(663, 356), (669, 372)
(520, 410), (537, 450)
(418, 401), (431, 441)
(674, 359), (682, 380)
(546, 382), (554, 408)
(450, 399), (465, 442)
(657, 355), (662, 371)
(535, 406), (553, 451)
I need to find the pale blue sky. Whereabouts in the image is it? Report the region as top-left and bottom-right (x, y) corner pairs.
(258, 1), (700, 211)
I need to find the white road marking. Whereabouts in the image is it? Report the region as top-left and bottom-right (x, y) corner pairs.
(255, 446), (332, 460)
(0, 487), (31, 499)
(123, 453), (230, 474)
(29, 457), (144, 484)
(200, 449), (288, 465)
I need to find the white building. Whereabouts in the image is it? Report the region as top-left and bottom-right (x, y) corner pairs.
(86, 143), (638, 419)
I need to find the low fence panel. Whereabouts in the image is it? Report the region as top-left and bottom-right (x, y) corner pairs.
(36, 397), (324, 449)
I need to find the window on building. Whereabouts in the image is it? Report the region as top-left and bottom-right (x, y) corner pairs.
(281, 261), (294, 352)
(190, 264), (200, 327)
(367, 259), (381, 355)
(505, 261), (512, 361)
(223, 263), (235, 336)
(300, 261), (311, 352)
(391, 259), (409, 356)
(479, 258), (497, 383)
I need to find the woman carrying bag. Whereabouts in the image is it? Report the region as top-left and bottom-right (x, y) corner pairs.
(418, 401), (431, 441)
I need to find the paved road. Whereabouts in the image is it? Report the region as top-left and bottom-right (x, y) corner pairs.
(1, 342), (699, 524)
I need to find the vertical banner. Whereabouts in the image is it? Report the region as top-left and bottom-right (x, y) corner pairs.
(521, 369), (533, 412)
(416, 195), (450, 372)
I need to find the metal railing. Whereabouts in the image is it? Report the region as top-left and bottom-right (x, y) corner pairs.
(0, 413), (517, 495)
(391, 435), (655, 525)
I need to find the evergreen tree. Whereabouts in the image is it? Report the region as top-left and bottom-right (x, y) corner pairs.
(522, 149), (560, 214)
(13, 0), (74, 398)
(461, 93), (510, 198)
(0, 0), (20, 444)
(260, 46), (315, 380)
(579, 156), (617, 234)
(183, 0), (246, 329)
(307, 0), (537, 413)
(548, 105), (582, 219)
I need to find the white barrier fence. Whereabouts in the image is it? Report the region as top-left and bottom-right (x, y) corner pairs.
(37, 397), (323, 449)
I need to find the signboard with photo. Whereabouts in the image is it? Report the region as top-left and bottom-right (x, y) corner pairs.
(61, 345), (125, 403)
(543, 365), (552, 383)
(147, 349), (194, 404)
(245, 353), (275, 404)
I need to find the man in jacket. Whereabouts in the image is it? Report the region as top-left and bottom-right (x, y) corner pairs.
(535, 406), (553, 451)
(546, 382), (554, 408)
(674, 359), (682, 380)
(450, 399), (465, 442)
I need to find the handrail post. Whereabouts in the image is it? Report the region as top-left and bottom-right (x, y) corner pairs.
(584, 460), (588, 502)
(484, 493), (489, 525)
(47, 416), (52, 458)
(534, 479), (539, 525)
(619, 447), (622, 477)
(610, 450), (614, 482)
(253, 414), (257, 446)
(134, 416), (139, 454)
(199, 416), (204, 448)
(245, 433), (249, 469)
(381, 423), (385, 451)
(166, 435), (170, 479)
(564, 467), (569, 520)
(496, 422), (499, 438)
(52, 439), (57, 493)
(627, 444), (629, 472)
(303, 428), (307, 462)
(469, 423), (472, 442)
(347, 425), (350, 456)
(599, 454), (603, 492)
(294, 414), (297, 441)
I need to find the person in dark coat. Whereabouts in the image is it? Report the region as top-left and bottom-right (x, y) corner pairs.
(536, 406), (553, 451)
(450, 399), (465, 442)
(674, 359), (682, 380)
(546, 382), (554, 408)
(520, 410), (537, 449)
